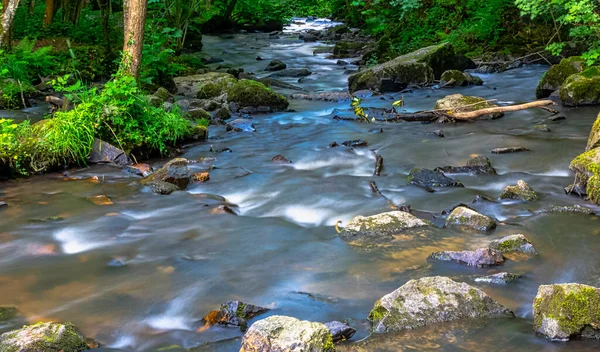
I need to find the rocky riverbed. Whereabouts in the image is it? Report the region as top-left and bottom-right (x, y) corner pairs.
(1, 18), (600, 351)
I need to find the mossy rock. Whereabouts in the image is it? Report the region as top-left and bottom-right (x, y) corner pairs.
(533, 283), (600, 341)
(559, 66), (600, 106)
(226, 79), (288, 111)
(153, 87), (174, 103)
(0, 321), (89, 351)
(536, 57), (586, 99)
(173, 72), (237, 98)
(434, 94), (503, 120)
(488, 234), (538, 254)
(440, 70), (467, 86)
(339, 211), (432, 244)
(499, 180), (539, 202)
(445, 206), (497, 232)
(202, 301), (269, 331)
(348, 43), (470, 93)
(0, 307), (18, 321)
(586, 112), (600, 151)
(331, 41), (366, 59)
(369, 276), (513, 333)
(184, 108), (211, 121)
(569, 148), (600, 204)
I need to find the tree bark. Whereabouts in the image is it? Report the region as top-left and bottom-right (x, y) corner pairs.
(43, 0), (56, 26)
(122, 0), (147, 78)
(223, 0), (237, 22)
(0, 0), (20, 50)
(96, 0), (110, 52)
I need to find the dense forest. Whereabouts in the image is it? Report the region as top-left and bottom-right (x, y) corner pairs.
(1, 0), (600, 351)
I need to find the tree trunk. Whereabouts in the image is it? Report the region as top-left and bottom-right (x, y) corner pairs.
(96, 0), (110, 52)
(121, 0), (147, 78)
(43, 0), (56, 26)
(223, 0), (237, 22)
(0, 0), (20, 50)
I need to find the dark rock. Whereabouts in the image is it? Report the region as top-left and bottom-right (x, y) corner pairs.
(290, 92), (352, 102)
(142, 158), (192, 192)
(210, 146), (233, 153)
(329, 141), (339, 148)
(549, 115), (566, 122)
(265, 60), (287, 72)
(88, 138), (131, 166)
(256, 56), (263, 61)
(432, 129), (444, 137)
(429, 248), (505, 267)
(153, 87), (174, 103)
(337, 60), (349, 66)
(565, 183), (587, 197)
(272, 155), (292, 164)
(201, 56), (224, 64)
(148, 181), (180, 195)
(445, 206), (497, 231)
(269, 68), (312, 78)
(341, 139), (368, 147)
(124, 163), (153, 177)
(435, 156), (496, 175)
(203, 301), (269, 330)
(492, 147), (529, 154)
(408, 168), (463, 190)
(226, 119), (256, 132)
(325, 321), (356, 342)
(475, 272), (522, 284)
(213, 106), (231, 120)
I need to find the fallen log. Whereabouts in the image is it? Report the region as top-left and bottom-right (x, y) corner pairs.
(373, 152), (384, 176)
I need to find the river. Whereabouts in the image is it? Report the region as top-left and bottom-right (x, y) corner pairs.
(1, 19), (600, 351)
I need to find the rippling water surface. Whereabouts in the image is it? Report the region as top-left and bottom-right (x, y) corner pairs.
(1, 19), (600, 351)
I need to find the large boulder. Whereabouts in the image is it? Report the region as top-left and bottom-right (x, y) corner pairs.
(499, 180), (539, 201)
(569, 147), (600, 204)
(408, 168), (463, 190)
(0, 322), (89, 351)
(174, 72), (237, 98)
(241, 315), (335, 352)
(87, 138), (131, 166)
(227, 80), (289, 111)
(265, 60), (287, 72)
(488, 234), (538, 255)
(559, 66), (600, 106)
(339, 211), (431, 243)
(434, 94), (503, 120)
(429, 248), (505, 267)
(536, 57), (586, 98)
(368, 276), (513, 333)
(445, 206), (497, 231)
(348, 43), (473, 93)
(440, 70), (483, 87)
(533, 283), (600, 341)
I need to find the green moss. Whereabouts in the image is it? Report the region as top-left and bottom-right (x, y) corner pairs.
(323, 333), (335, 351)
(559, 67), (600, 106)
(586, 113), (600, 151)
(441, 70), (466, 86)
(0, 307), (17, 321)
(236, 302), (246, 318)
(368, 301), (388, 324)
(536, 57), (586, 98)
(226, 80), (288, 109)
(534, 285), (600, 338)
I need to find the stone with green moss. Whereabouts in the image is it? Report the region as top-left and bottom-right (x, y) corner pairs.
(536, 57), (586, 99)
(429, 248), (505, 267)
(184, 108), (211, 121)
(339, 211), (432, 244)
(348, 43), (470, 93)
(445, 206), (497, 231)
(226, 80), (288, 111)
(488, 234), (537, 254)
(0, 307), (18, 321)
(559, 66), (600, 106)
(569, 148), (600, 204)
(153, 87), (174, 103)
(500, 180), (539, 202)
(533, 283), (600, 341)
(585, 112), (600, 152)
(241, 315), (335, 351)
(141, 158), (191, 193)
(440, 70), (467, 86)
(0, 321), (89, 351)
(202, 301), (269, 331)
(475, 272), (522, 284)
(173, 72), (237, 98)
(368, 276), (513, 333)
(434, 94), (503, 120)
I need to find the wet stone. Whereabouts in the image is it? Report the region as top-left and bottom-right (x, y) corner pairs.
(124, 163), (153, 177)
(272, 155), (292, 164)
(226, 119), (256, 132)
(445, 206), (497, 231)
(149, 181), (180, 195)
(475, 272), (521, 284)
(192, 172), (210, 183)
(203, 301), (269, 330)
(0, 322), (89, 352)
(532, 124), (551, 132)
(429, 248), (505, 267)
(488, 234), (538, 255)
(265, 60), (287, 72)
(492, 147), (530, 154)
(500, 180), (539, 202)
(88, 138), (131, 166)
(341, 139), (368, 147)
(324, 321), (356, 342)
(435, 156), (496, 175)
(408, 168), (464, 191)
(533, 205), (594, 215)
(339, 211), (432, 243)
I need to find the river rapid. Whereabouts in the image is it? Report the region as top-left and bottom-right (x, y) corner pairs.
(1, 19), (600, 351)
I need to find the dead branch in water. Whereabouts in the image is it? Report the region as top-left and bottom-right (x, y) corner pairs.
(373, 151), (384, 176)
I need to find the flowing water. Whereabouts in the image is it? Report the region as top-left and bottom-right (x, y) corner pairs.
(1, 19), (600, 351)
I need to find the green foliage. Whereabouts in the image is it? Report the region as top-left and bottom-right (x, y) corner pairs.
(516, 0), (600, 65)
(0, 118), (34, 175)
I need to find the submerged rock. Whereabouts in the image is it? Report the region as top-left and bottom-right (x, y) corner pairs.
(203, 301), (269, 330)
(533, 205), (594, 215)
(435, 156), (496, 175)
(475, 272), (521, 284)
(533, 283), (600, 341)
(241, 315), (334, 352)
(0, 322), (89, 351)
(559, 67), (600, 106)
(88, 138), (131, 166)
(500, 180), (539, 201)
(536, 57), (586, 99)
(408, 168), (463, 190)
(324, 321), (356, 342)
(268, 68), (312, 78)
(290, 92), (352, 102)
(368, 276), (513, 333)
(339, 211), (431, 243)
(124, 163), (153, 177)
(429, 248), (505, 267)
(348, 43), (473, 93)
(148, 181), (180, 195)
(492, 147), (529, 154)
(434, 94), (503, 120)
(445, 206), (497, 231)
(341, 139), (368, 148)
(488, 234), (538, 255)
(142, 158), (192, 193)
(226, 118), (256, 132)
(272, 155), (292, 164)
(531, 124), (551, 132)
(265, 60), (287, 72)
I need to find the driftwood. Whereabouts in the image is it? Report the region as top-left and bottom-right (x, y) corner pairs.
(373, 152), (384, 176)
